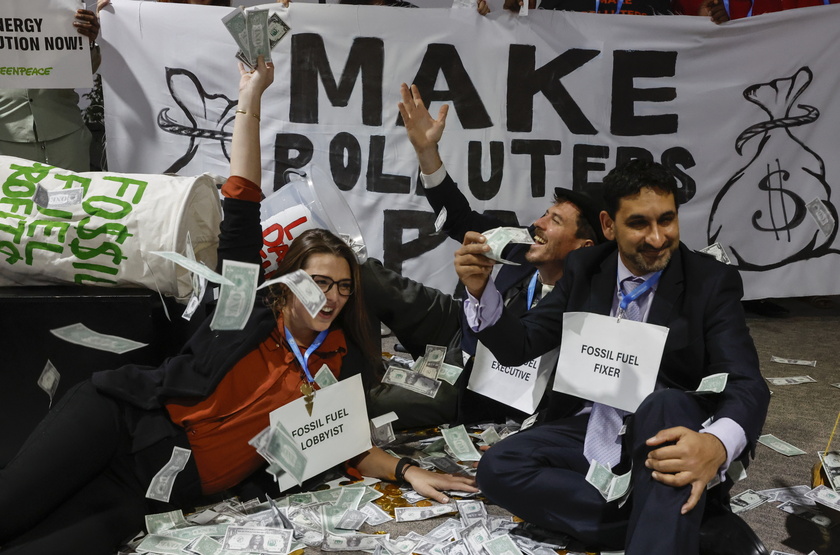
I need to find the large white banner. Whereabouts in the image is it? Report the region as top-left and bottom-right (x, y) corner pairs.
(99, 1), (840, 299)
(0, 0), (93, 89)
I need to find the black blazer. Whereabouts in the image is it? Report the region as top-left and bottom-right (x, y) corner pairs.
(475, 241), (771, 452)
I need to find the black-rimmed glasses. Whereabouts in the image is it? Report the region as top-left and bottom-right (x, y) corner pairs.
(310, 275), (354, 296)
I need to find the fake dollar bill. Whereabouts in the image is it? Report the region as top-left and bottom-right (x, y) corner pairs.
(695, 372), (728, 394)
(210, 260), (260, 331)
(805, 484), (840, 512)
(37, 359), (60, 407)
(442, 425), (482, 462)
(150, 250), (235, 286)
(482, 226), (534, 265)
(758, 434), (807, 456)
(730, 489), (769, 514)
(699, 242), (732, 264)
(806, 197), (836, 238)
(416, 345), (447, 379)
(770, 355), (817, 367)
(50, 323), (147, 354)
(394, 503), (457, 522)
(819, 450), (840, 492)
(437, 362), (463, 385)
(258, 269), (327, 318)
(145, 447), (192, 503)
(222, 525), (293, 553)
(777, 501), (835, 529)
(765, 375), (817, 385)
(382, 365), (441, 398)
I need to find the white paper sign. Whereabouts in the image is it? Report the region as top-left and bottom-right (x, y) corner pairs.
(554, 312), (669, 413)
(468, 342), (557, 414)
(0, 0), (93, 89)
(260, 204), (318, 278)
(269, 374), (371, 491)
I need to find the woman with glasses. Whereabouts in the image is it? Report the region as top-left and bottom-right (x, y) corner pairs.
(0, 57), (476, 555)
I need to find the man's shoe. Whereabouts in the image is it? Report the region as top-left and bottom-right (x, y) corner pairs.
(699, 507), (769, 555)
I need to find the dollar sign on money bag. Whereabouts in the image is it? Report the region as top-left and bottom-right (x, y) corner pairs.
(707, 67), (837, 270)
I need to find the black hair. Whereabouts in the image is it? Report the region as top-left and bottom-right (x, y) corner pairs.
(602, 159), (679, 218)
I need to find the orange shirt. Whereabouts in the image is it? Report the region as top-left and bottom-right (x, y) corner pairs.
(165, 319), (346, 494)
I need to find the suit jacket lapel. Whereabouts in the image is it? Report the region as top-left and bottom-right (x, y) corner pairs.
(647, 245), (685, 326)
(589, 250), (618, 316)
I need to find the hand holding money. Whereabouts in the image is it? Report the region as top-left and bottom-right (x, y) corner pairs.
(481, 227), (534, 265)
(454, 231), (496, 298)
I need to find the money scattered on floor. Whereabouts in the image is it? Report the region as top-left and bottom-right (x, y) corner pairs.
(777, 501), (835, 530)
(442, 425), (482, 462)
(37, 359), (60, 407)
(145, 447), (192, 503)
(730, 489), (769, 514)
(482, 227), (534, 265)
(758, 434), (807, 456)
(818, 450), (840, 493)
(395, 503), (456, 522)
(770, 355), (817, 367)
(805, 484), (840, 513)
(382, 365), (442, 398)
(765, 375), (817, 386)
(50, 322), (148, 354)
(756, 484), (815, 506)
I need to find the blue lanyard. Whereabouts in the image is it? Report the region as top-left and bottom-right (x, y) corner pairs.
(526, 271), (540, 310)
(595, 0), (625, 13)
(618, 270), (662, 315)
(284, 327), (329, 384)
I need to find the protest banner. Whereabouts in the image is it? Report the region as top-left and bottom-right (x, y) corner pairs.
(0, 0), (94, 89)
(99, 1), (840, 299)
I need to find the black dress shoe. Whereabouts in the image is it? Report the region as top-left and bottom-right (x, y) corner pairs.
(699, 506), (769, 555)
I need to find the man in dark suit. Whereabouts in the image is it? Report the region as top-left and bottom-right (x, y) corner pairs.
(454, 159), (771, 555)
(392, 84), (604, 425)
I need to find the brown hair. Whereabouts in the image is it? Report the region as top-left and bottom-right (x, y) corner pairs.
(267, 228), (380, 376)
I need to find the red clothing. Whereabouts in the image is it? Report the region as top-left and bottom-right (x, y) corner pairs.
(165, 319), (345, 494)
(221, 174), (261, 202)
(675, 0), (835, 17)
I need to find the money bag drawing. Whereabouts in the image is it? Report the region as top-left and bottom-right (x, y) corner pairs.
(156, 67), (237, 173)
(707, 67), (838, 270)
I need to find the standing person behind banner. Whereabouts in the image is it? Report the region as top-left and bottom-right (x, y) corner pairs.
(454, 159), (770, 555)
(339, 0), (492, 15)
(503, 0), (675, 16)
(0, 58), (476, 555)
(384, 83), (604, 426)
(678, 0), (836, 24)
(0, 10), (100, 173)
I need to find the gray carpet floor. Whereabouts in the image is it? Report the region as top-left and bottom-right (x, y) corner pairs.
(732, 296), (840, 555)
(381, 295), (840, 555)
